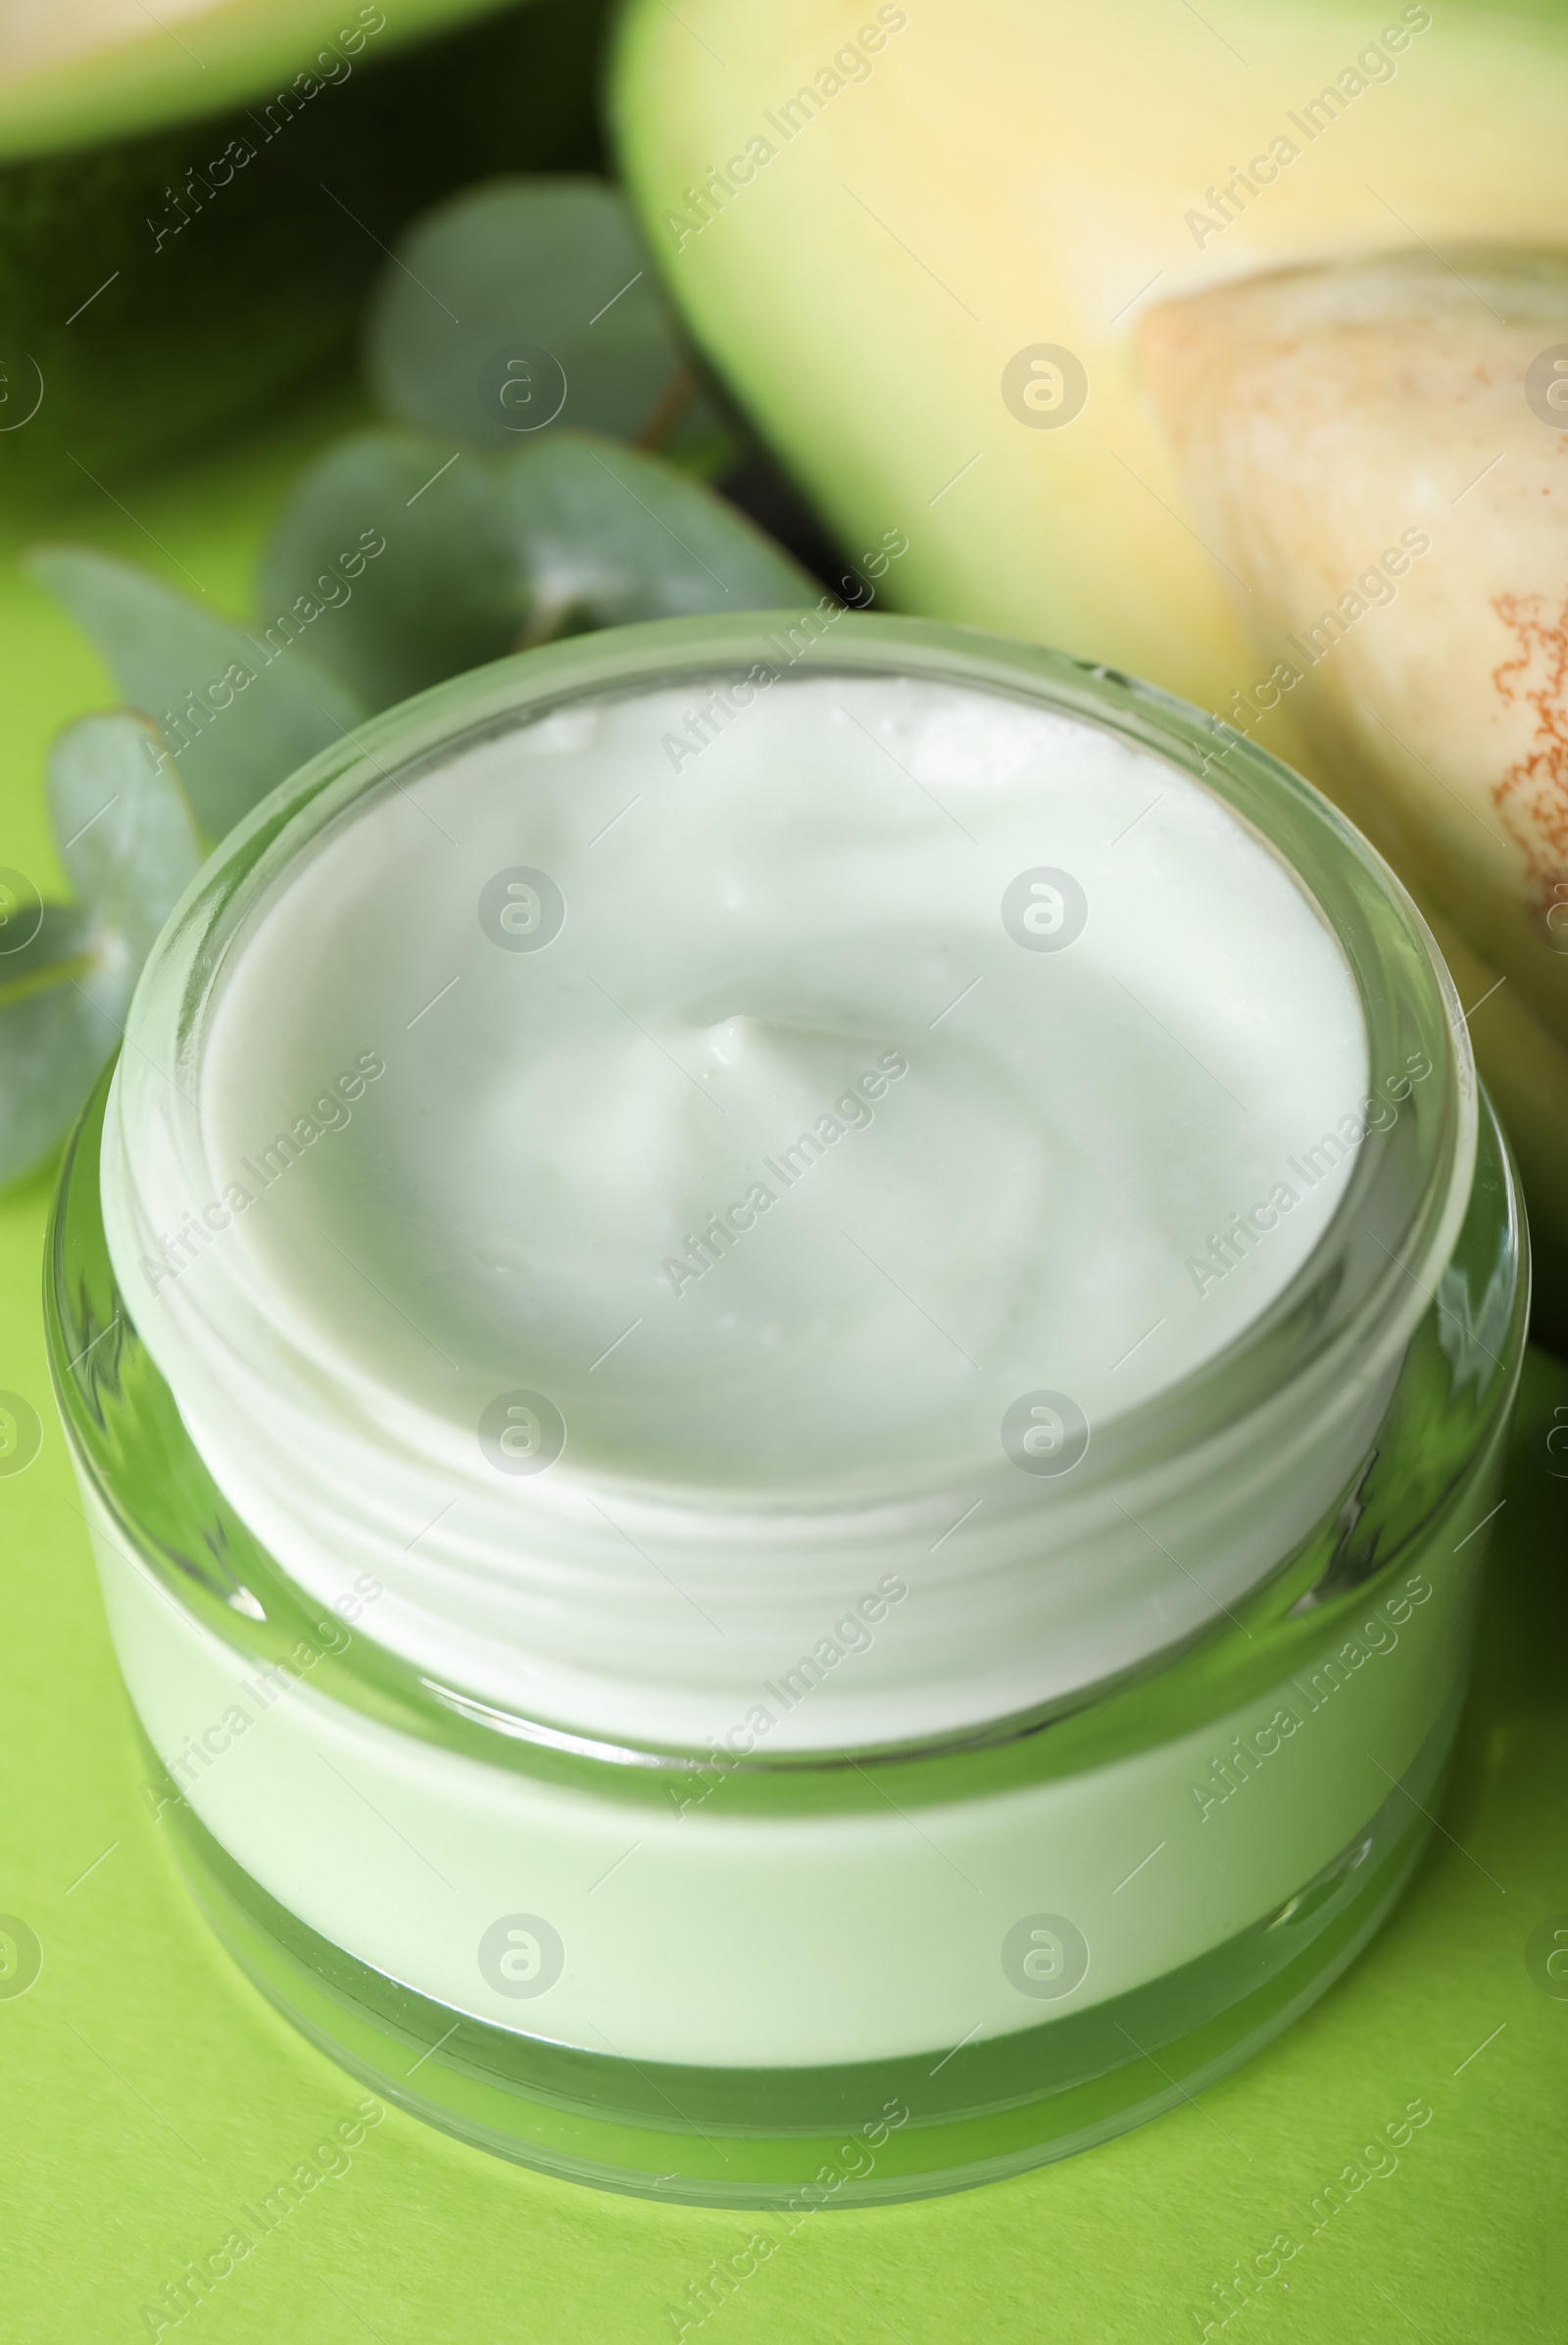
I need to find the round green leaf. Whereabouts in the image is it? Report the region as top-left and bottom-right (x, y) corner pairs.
(0, 713), (207, 1189)
(48, 711), (202, 967)
(258, 433), (521, 711)
(499, 432), (819, 639)
(365, 176), (691, 452)
(257, 426), (820, 705)
(0, 905), (123, 1188)
(26, 545), (367, 843)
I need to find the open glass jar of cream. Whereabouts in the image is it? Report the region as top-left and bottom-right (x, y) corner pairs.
(48, 612), (1526, 2204)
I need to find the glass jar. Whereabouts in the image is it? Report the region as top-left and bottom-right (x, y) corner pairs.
(46, 612), (1527, 2206)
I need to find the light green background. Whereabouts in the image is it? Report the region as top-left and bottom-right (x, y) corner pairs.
(1, 406), (1565, 2343)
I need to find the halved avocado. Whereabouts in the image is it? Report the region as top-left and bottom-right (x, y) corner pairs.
(611, 0), (1568, 715)
(0, 0), (608, 505)
(612, 0), (1568, 1335)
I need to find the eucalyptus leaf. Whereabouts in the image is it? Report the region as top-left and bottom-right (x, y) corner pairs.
(26, 546), (367, 842)
(48, 711), (203, 970)
(0, 904), (122, 1186)
(259, 427), (820, 711)
(257, 432), (521, 710)
(0, 715), (202, 1187)
(500, 433), (818, 640)
(366, 176), (693, 453)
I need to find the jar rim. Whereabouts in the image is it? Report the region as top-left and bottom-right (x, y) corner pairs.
(94, 611), (1482, 1755)
(131, 611), (1477, 1474)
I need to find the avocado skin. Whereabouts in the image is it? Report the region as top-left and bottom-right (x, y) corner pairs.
(0, 0), (610, 508)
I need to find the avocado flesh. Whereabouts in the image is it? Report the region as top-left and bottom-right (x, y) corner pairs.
(612, 0), (1568, 1327)
(0, 0), (607, 506)
(0, 0), (227, 93)
(1139, 250), (1568, 1047)
(1137, 246), (1568, 1323)
(612, 0), (1568, 707)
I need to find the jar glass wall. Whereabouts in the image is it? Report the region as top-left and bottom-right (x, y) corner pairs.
(46, 614), (1528, 2204)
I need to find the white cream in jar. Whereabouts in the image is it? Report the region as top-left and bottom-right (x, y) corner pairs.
(65, 622), (1513, 2169)
(105, 671), (1369, 1756)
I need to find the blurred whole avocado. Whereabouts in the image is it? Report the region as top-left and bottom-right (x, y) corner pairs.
(612, 0), (1568, 1340)
(0, 0), (609, 505)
